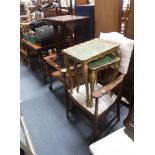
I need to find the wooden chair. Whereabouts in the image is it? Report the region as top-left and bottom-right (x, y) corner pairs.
(44, 52), (82, 90)
(89, 85), (134, 154)
(64, 32), (134, 141)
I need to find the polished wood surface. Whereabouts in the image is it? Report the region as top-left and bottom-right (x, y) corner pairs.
(44, 15), (89, 24)
(43, 15), (89, 46)
(22, 39), (42, 50)
(95, 0), (122, 37)
(92, 74), (125, 98)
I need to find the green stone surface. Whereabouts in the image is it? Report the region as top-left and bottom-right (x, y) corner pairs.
(63, 38), (119, 61)
(88, 55), (114, 69)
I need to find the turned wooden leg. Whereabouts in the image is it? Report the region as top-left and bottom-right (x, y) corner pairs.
(49, 77), (53, 91)
(66, 92), (70, 119)
(89, 70), (96, 107)
(63, 72), (70, 119)
(91, 98), (99, 141)
(82, 63), (89, 106)
(74, 62), (80, 93)
(92, 117), (99, 141)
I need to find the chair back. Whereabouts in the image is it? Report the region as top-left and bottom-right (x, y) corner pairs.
(99, 32), (134, 74)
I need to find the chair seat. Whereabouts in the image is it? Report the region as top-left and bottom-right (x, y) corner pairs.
(89, 127), (134, 155)
(69, 83), (117, 115)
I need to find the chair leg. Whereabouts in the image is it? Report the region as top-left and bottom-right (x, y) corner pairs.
(117, 102), (120, 122)
(49, 77), (53, 91)
(65, 88), (70, 119)
(92, 119), (99, 142)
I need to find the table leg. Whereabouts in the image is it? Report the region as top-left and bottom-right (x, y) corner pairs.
(74, 62), (80, 93)
(39, 51), (48, 84)
(64, 54), (73, 93)
(82, 63), (89, 106)
(66, 22), (76, 46)
(89, 70), (96, 107)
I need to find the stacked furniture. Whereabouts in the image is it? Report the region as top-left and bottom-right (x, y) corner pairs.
(62, 32), (134, 140)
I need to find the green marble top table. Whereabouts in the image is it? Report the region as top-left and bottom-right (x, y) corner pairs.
(63, 38), (119, 62)
(63, 38), (120, 106)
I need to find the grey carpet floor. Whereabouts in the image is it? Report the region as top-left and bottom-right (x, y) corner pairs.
(20, 62), (128, 155)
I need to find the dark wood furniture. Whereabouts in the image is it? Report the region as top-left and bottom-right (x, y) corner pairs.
(44, 53), (64, 89)
(95, 0), (123, 37)
(44, 53), (82, 90)
(43, 15), (89, 86)
(65, 69), (125, 141)
(21, 39), (57, 83)
(43, 15), (90, 46)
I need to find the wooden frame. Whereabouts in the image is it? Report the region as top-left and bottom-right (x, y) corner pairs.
(63, 68), (125, 141)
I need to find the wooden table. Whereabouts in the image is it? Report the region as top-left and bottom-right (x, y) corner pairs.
(43, 15), (90, 46)
(63, 38), (120, 106)
(21, 39), (57, 83)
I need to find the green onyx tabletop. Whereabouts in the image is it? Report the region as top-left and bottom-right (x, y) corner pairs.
(63, 38), (120, 61)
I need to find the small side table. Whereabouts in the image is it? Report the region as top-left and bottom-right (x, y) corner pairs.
(63, 38), (120, 107)
(43, 15), (90, 46)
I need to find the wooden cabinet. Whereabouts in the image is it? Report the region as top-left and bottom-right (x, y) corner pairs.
(95, 0), (123, 37)
(126, 0), (134, 39)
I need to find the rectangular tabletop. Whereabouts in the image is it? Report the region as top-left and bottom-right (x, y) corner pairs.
(44, 15), (89, 25)
(63, 38), (120, 61)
